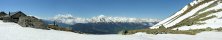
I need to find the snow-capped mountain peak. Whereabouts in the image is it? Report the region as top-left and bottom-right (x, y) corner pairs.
(97, 15), (106, 18)
(49, 14), (160, 25)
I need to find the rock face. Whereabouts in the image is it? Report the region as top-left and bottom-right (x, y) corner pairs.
(18, 16), (47, 29)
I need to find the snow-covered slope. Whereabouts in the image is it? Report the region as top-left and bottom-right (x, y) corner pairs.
(51, 14), (160, 25)
(151, 0), (222, 30)
(0, 20), (149, 40)
(1, 20), (222, 40)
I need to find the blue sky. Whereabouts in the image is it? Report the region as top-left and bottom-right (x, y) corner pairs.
(0, 0), (192, 19)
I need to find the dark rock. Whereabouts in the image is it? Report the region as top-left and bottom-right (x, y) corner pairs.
(18, 16), (48, 29)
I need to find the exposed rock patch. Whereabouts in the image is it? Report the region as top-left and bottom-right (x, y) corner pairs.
(18, 16), (48, 29)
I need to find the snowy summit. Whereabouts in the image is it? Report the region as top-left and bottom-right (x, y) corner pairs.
(50, 14), (160, 25)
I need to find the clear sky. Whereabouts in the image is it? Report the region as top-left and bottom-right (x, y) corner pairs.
(0, 0), (192, 19)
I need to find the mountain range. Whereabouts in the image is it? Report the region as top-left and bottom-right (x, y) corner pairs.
(43, 14), (160, 34)
(48, 14), (160, 25)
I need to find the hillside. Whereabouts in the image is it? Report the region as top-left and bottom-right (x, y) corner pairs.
(151, 0), (222, 30)
(71, 22), (156, 34)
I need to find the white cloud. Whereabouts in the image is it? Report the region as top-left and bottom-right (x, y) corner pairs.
(51, 14), (76, 25)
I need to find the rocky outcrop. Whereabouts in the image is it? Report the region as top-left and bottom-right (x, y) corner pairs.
(18, 16), (48, 29)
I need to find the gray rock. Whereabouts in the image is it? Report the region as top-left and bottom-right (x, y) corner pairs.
(18, 16), (48, 29)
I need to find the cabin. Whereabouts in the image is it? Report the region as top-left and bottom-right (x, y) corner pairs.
(2, 11), (27, 23)
(0, 12), (7, 20)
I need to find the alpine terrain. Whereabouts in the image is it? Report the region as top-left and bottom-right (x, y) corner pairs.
(2, 0), (222, 40)
(151, 0), (222, 30)
(1, 20), (222, 40)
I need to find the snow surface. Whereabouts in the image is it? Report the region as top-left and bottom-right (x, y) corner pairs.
(0, 20), (150, 40)
(174, 0), (222, 30)
(165, 0), (216, 28)
(151, 0), (222, 30)
(1, 20), (222, 40)
(150, 1), (192, 29)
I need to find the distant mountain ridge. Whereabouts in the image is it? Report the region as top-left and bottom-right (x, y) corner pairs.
(42, 14), (160, 34)
(71, 22), (157, 34)
(49, 14), (160, 25)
